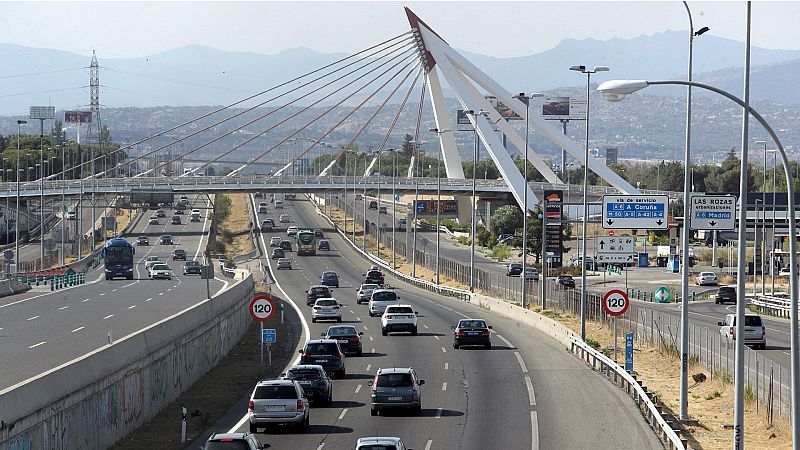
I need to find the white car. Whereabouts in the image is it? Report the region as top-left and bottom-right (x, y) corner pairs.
(356, 438), (410, 450)
(312, 298), (342, 323)
(66, 211), (77, 220)
(368, 289), (400, 317)
(524, 267), (539, 281)
(356, 283), (379, 304)
(381, 304), (418, 335)
(279, 214), (290, 223)
(287, 226), (299, 236)
(144, 256), (161, 270)
(270, 236), (282, 247)
(149, 263), (173, 280)
(696, 271), (719, 286)
(148, 216), (159, 225)
(779, 268), (792, 277)
(276, 258), (292, 270)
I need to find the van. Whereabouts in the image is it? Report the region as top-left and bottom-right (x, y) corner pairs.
(190, 209), (201, 222)
(275, 200), (284, 209)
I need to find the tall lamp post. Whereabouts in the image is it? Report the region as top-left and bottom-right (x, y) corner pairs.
(598, 77), (798, 449)
(570, 64), (609, 340)
(391, 148), (398, 270)
(429, 128), (451, 285)
(463, 110), (486, 292)
(409, 140), (427, 278)
(15, 120), (27, 272)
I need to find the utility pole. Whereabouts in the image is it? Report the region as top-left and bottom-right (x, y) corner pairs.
(87, 50), (101, 251)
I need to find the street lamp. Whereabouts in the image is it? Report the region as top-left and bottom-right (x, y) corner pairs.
(391, 148), (398, 270)
(409, 140), (428, 278)
(15, 120), (26, 272)
(570, 64), (609, 340)
(429, 128), (451, 285)
(463, 110), (488, 292)
(598, 77), (798, 448)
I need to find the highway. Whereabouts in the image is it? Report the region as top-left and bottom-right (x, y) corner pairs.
(0, 193), (225, 390)
(232, 195), (661, 449)
(14, 198), (96, 265)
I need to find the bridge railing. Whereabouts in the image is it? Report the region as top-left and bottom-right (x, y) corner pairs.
(749, 293), (793, 318)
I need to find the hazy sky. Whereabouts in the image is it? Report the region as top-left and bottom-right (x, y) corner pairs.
(2, 1), (799, 59)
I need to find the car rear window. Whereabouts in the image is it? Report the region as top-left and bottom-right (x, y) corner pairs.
(387, 306), (413, 314)
(316, 299), (337, 306)
(287, 369), (323, 380)
(368, 270), (382, 276)
(305, 343), (339, 355)
(719, 287), (735, 292)
(204, 440), (251, 450)
(357, 446), (397, 450)
(361, 284), (378, 291)
(312, 287), (330, 295)
(253, 385), (297, 399)
(327, 327), (357, 336)
(510, 264), (522, 269)
(459, 320), (487, 329)
(372, 291), (397, 302)
(377, 373), (413, 387)
(745, 316), (763, 327)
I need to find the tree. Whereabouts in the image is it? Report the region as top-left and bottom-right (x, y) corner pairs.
(100, 124), (112, 145)
(400, 134), (414, 156)
(489, 205), (522, 236)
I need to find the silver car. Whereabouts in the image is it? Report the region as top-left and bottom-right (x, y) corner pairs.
(696, 271), (719, 286)
(368, 289), (400, 317)
(369, 367), (424, 416)
(356, 283), (379, 304)
(270, 236), (282, 247)
(149, 263), (173, 280)
(719, 313), (766, 349)
(524, 268), (539, 281)
(276, 258), (292, 270)
(355, 437), (410, 450)
(312, 298), (342, 323)
(248, 379), (309, 433)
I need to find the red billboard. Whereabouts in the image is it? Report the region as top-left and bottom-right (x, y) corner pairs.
(64, 111), (92, 123)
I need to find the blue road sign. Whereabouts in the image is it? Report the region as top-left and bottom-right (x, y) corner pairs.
(602, 195), (669, 229)
(625, 332), (634, 372)
(262, 328), (277, 344)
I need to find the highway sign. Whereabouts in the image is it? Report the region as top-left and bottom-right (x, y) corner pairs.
(602, 289), (630, 316)
(690, 194), (736, 230)
(200, 265), (214, 280)
(602, 195), (669, 229)
(261, 328), (277, 344)
(249, 295), (275, 322)
(654, 286), (671, 303)
(596, 253), (634, 263)
(596, 237), (635, 254)
(625, 332), (634, 372)
(43, 239), (56, 251)
(4, 250), (13, 261)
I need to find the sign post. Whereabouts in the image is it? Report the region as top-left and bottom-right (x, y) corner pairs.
(602, 195), (669, 229)
(625, 332), (634, 372)
(602, 289), (630, 363)
(262, 328), (277, 367)
(250, 295), (276, 366)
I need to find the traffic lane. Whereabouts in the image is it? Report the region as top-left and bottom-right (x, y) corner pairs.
(295, 197), (661, 449)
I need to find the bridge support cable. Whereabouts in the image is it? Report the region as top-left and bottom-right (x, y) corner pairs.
(221, 57), (421, 177)
(138, 42), (418, 178)
(49, 31), (413, 181)
(270, 63), (422, 178)
(407, 67), (429, 178)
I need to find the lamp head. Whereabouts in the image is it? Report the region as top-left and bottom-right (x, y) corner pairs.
(695, 26), (710, 37)
(17, 120), (27, 125)
(463, 109), (474, 115)
(569, 65), (586, 72)
(597, 80), (649, 102)
(593, 66), (610, 73)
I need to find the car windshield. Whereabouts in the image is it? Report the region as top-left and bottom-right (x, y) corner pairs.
(286, 369), (324, 380)
(745, 316), (763, 326)
(204, 440), (252, 450)
(174, 249), (185, 254)
(377, 373), (413, 387)
(459, 320), (487, 329)
(105, 246), (133, 264)
(327, 326), (357, 336)
(305, 343), (339, 355)
(361, 284), (378, 291)
(162, 235), (172, 240)
(253, 385), (297, 400)
(372, 291), (397, 302)
(701, 272), (715, 277)
(185, 261), (199, 267)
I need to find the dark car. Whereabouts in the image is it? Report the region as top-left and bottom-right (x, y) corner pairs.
(379, 206), (388, 214)
(298, 340), (346, 378)
(136, 236), (149, 246)
(172, 248), (187, 260)
(705, 235), (729, 247)
(159, 234), (173, 245)
(175, 204), (185, 214)
(364, 270), (384, 285)
(183, 260), (202, 275)
(314, 228), (324, 238)
(156, 209), (166, 218)
(321, 271), (339, 288)
(306, 285), (332, 306)
(452, 319), (492, 349)
(557, 275), (576, 289)
(368, 200), (378, 210)
(282, 364), (332, 405)
(280, 240), (293, 252)
(318, 240), (330, 251)
(715, 286), (737, 304)
(322, 325), (364, 356)
(171, 215), (182, 225)
(506, 263), (523, 276)
(272, 248), (285, 259)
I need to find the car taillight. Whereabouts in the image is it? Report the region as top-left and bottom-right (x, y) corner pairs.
(296, 399), (303, 410)
(455, 330), (465, 336)
(349, 336), (359, 342)
(730, 326), (735, 336)
(302, 353), (312, 358)
(386, 315), (393, 319)
(248, 400), (254, 410)
(481, 330), (491, 336)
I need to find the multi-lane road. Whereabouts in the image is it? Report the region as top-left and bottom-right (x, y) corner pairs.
(231, 195), (661, 449)
(0, 193), (226, 390)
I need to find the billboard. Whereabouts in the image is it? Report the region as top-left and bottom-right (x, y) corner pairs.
(485, 96), (523, 120)
(606, 147), (618, 165)
(29, 106), (55, 120)
(543, 190), (563, 268)
(542, 96), (587, 121)
(65, 111), (92, 123)
(414, 200), (459, 218)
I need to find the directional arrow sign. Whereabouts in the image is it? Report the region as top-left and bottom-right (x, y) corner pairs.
(596, 253), (634, 263)
(595, 237), (635, 254)
(654, 286), (671, 303)
(602, 195), (669, 230)
(690, 194), (736, 230)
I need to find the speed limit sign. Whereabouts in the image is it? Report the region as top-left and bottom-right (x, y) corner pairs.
(249, 295), (275, 322)
(602, 289), (630, 317)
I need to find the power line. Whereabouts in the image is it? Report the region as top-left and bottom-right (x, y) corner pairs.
(101, 66), (252, 94)
(0, 67), (87, 79)
(0, 86), (87, 98)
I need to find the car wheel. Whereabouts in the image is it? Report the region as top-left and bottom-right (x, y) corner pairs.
(411, 327), (418, 336)
(370, 407), (378, 416)
(453, 342), (459, 349)
(105, 275), (111, 280)
(303, 414), (310, 432)
(381, 328), (388, 336)
(357, 349), (363, 356)
(249, 421), (258, 433)
(715, 300), (719, 304)
(413, 404), (422, 416)
(484, 342), (492, 349)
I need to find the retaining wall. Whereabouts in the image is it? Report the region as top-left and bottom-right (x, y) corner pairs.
(0, 273), (255, 450)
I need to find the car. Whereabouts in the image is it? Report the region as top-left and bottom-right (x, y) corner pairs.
(171, 215), (182, 225)
(271, 248), (285, 259)
(261, 220), (273, 232)
(368, 367), (424, 416)
(144, 256), (161, 270)
(557, 275), (576, 289)
(274, 200), (284, 209)
(287, 226), (299, 236)
(298, 339), (346, 378)
(572, 256), (596, 270)
(321, 325), (363, 356)
(705, 235), (729, 247)
(318, 240), (330, 251)
(247, 379), (309, 433)
(364, 270), (384, 285)
(280, 240), (293, 252)
(355, 438), (408, 450)
(452, 319), (492, 349)
(314, 228), (324, 238)
(281, 365), (332, 406)
(368, 200), (378, 210)
(191, 209), (202, 222)
(202, 432), (268, 450)
(497, 233), (514, 243)
(183, 260), (202, 275)
(148, 216), (159, 225)
(356, 283), (379, 304)
(506, 263), (523, 277)
(259, 201), (268, 209)
(172, 249), (187, 260)
(149, 263), (173, 280)
(379, 206), (388, 214)
(320, 271), (339, 288)
(368, 289), (400, 317)
(498, 235), (515, 246)
(381, 305), (418, 335)
(279, 214), (290, 223)
(174, 205), (185, 214)
(179, 195), (189, 204)
(696, 271), (719, 286)
(714, 286), (737, 304)
(156, 209), (166, 218)
(524, 267), (539, 281)
(66, 211), (77, 220)
(270, 236), (282, 247)
(312, 298), (342, 323)
(718, 313), (766, 349)
(258, 205), (268, 214)
(780, 268), (792, 277)
(355, 193), (364, 201)
(136, 236), (149, 246)
(276, 258), (292, 270)
(307, 285), (332, 306)
(397, 218), (407, 231)
(160, 234), (173, 245)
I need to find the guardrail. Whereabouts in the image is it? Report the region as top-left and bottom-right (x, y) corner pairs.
(750, 293), (792, 318)
(570, 336), (686, 450)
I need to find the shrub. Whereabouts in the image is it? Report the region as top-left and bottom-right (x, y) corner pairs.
(705, 391), (721, 400)
(491, 244), (511, 261)
(585, 337), (601, 350)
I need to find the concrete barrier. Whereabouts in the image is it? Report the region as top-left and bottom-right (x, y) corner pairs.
(0, 273), (255, 450)
(0, 278), (31, 298)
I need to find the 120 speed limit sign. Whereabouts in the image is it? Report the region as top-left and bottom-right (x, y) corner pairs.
(249, 295), (275, 322)
(602, 289), (630, 317)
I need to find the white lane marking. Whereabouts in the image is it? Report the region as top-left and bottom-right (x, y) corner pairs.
(99, 292), (105, 296)
(146, 298), (153, 302)
(338, 408), (348, 420)
(71, 326), (85, 333)
(784, 351), (791, 356)
(514, 352), (529, 373)
(439, 305), (454, 312)
(371, 348), (375, 353)
(356, 316), (361, 321)
(531, 411), (540, 450)
(26, 315), (39, 321)
(423, 324), (430, 329)
(158, 292), (164, 296)
(369, 336), (374, 341)
(366, 364), (371, 372)
(435, 408), (442, 419)
(442, 382), (447, 391)
(363, 325), (368, 331)
(112, 289), (118, 292)
(455, 311), (470, 319)
(82, 298), (91, 302)
(103, 314), (114, 320)
(497, 334), (513, 347)
(525, 376), (537, 406)
(444, 362), (449, 370)
(441, 347), (447, 353)
(28, 341), (46, 349)
(434, 335), (440, 340)
(354, 384), (362, 394)
(167, 288), (172, 292)
(128, 305), (137, 310)
(58, 305), (68, 310)
(424, 440), (433, 450)
(316, 444), (325, 450)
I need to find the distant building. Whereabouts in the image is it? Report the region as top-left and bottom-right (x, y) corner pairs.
(606, 147), (618, 165)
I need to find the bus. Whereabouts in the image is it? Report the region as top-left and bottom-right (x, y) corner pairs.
(102, 237), (135, 280)
(297, 229), (317, 256)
